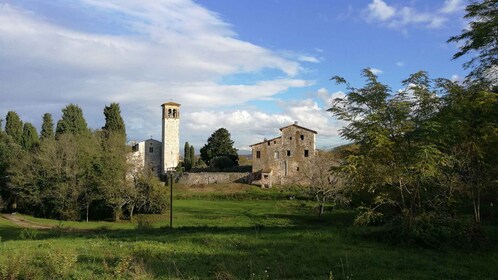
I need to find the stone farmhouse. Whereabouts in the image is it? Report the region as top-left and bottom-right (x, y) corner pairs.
(130, 102), (181, 176)
(250, 122), (317, 187)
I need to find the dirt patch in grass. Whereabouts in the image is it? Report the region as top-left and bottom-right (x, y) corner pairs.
(1, 214), (54, 229)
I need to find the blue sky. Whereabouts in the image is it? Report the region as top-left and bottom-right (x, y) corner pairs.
(0, 0), (469, 153)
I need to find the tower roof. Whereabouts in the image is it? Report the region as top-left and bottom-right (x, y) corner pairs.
(162, 102), (181, 107)
(279, 123), (317, 134)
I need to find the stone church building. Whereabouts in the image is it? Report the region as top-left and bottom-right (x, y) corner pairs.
(250, 122), (317, 187)
(130, 102), (181, 176)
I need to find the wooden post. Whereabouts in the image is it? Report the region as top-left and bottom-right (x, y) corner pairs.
(170, 173), (173, 228)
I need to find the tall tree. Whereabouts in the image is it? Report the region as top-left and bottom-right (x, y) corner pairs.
(437, 80), (498, 223)
(200, 128), (238, 166)
(40, 113), (54, 140)
(329, 69), (450, 228)
(21, 122), (39, 151)
(184, 142), (191, 171)
(5, 111), (23, 145)
(190, 145), (196, 169)
(102, 103), (126, 137)
(448, 0), (498, 82)
(56, 104), (89, 136)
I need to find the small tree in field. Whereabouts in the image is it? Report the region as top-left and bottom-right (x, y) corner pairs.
(297, 150), (350, 218)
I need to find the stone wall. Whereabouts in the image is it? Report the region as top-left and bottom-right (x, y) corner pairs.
(179, 172), (252, 185)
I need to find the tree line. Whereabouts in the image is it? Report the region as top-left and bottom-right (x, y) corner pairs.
(0, 103), (167, 221)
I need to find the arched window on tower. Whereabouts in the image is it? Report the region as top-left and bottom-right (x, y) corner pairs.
(173, 109), (177, 118)
(168, 109), (172, 118)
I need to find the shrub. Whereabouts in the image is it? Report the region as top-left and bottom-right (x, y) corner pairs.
(19, 228), (38, 240)
(406, 213), (487, 249)
(210, 156), (236, 170)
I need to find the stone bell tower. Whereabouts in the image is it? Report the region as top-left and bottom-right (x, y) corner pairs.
(161, 102), (181, 174)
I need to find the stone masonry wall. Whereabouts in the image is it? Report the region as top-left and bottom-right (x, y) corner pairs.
(179, 172), (252, 186)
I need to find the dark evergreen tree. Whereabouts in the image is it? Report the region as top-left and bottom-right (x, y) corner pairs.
(21, 122), (39, 151)
(56, 104), (89, 136)
(200, 128), (238, 166)
(190, 145), (196, 168)
(5, 111), (23, 145)
(102, 103), (126, 137)
(40, 113), (54, 140)
(184, 142), (191, 171)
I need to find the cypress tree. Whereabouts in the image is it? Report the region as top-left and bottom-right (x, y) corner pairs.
(190, 145), (196, 168)
(40, 113), (54, 140)
(184, 142), (191, 171)
(21, 123), (39, 150)
(5, 111), (23, 145)
(56, 104), (89, 136)
(103, 103), (126, 137)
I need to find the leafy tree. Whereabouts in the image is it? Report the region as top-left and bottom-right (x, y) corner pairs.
(21, 122), (39, 151)
(297, 150), (350, 217)
(189, 145), (196, 169)
(184, 142), (191, 171)
(5, 111), (23, 145)
(329, 69), (451, 227)
(200, 128), (238, 166)
(437, 80), (498, 223)
(56, 104), (89, 136)
(102, 103), (126, 137)
(448, 0), (498, 82)
(40, 113), (54, 140)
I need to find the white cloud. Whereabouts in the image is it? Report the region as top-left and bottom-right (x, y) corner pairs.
(369, 68), (383, 75)
(298, 55), (320, 63)
(0, 1), (311, 144)
(183, 88), (349, 152)
(441, 0), (465, 14)
(396, 61), (405, 67)
(451, 74), (460, 82)
(366, 0), (395, 21)
(364, 0), (451, 30)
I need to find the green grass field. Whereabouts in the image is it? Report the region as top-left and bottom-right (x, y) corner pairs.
(1, 184), (497, 279)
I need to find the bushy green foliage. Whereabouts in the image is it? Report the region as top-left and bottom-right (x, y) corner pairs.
(200, 128), (238, 166)
(210, 155), (236, 170)
(40, 113), (54, 140)
(4, 111), (23, 145)
(329, 69), (498, 227)
(0, 103), (165, 222)
(21, 122), (39, 151)
(56, 103), (89, 136)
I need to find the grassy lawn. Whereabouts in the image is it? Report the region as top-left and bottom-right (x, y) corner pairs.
(1, 184), (497, 279)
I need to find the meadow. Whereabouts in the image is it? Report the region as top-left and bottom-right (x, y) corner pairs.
(1, 184), (497, 279)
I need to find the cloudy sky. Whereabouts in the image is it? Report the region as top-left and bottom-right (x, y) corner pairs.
(0, 0), (469, 153)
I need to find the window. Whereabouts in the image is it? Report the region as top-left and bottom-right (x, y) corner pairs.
(267, 141), (270, 146)
(304, 150), (309, 157)
(149, 147), (154, 153)
(289, 137), (293, 140)
(274, 151), (279, 159)
(300, 134), (304, 140)
(296, 167), (299, 171)
(273, 140), (276, 144)
(256, 151), (261, 159)
(287, 150), (291, 156)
